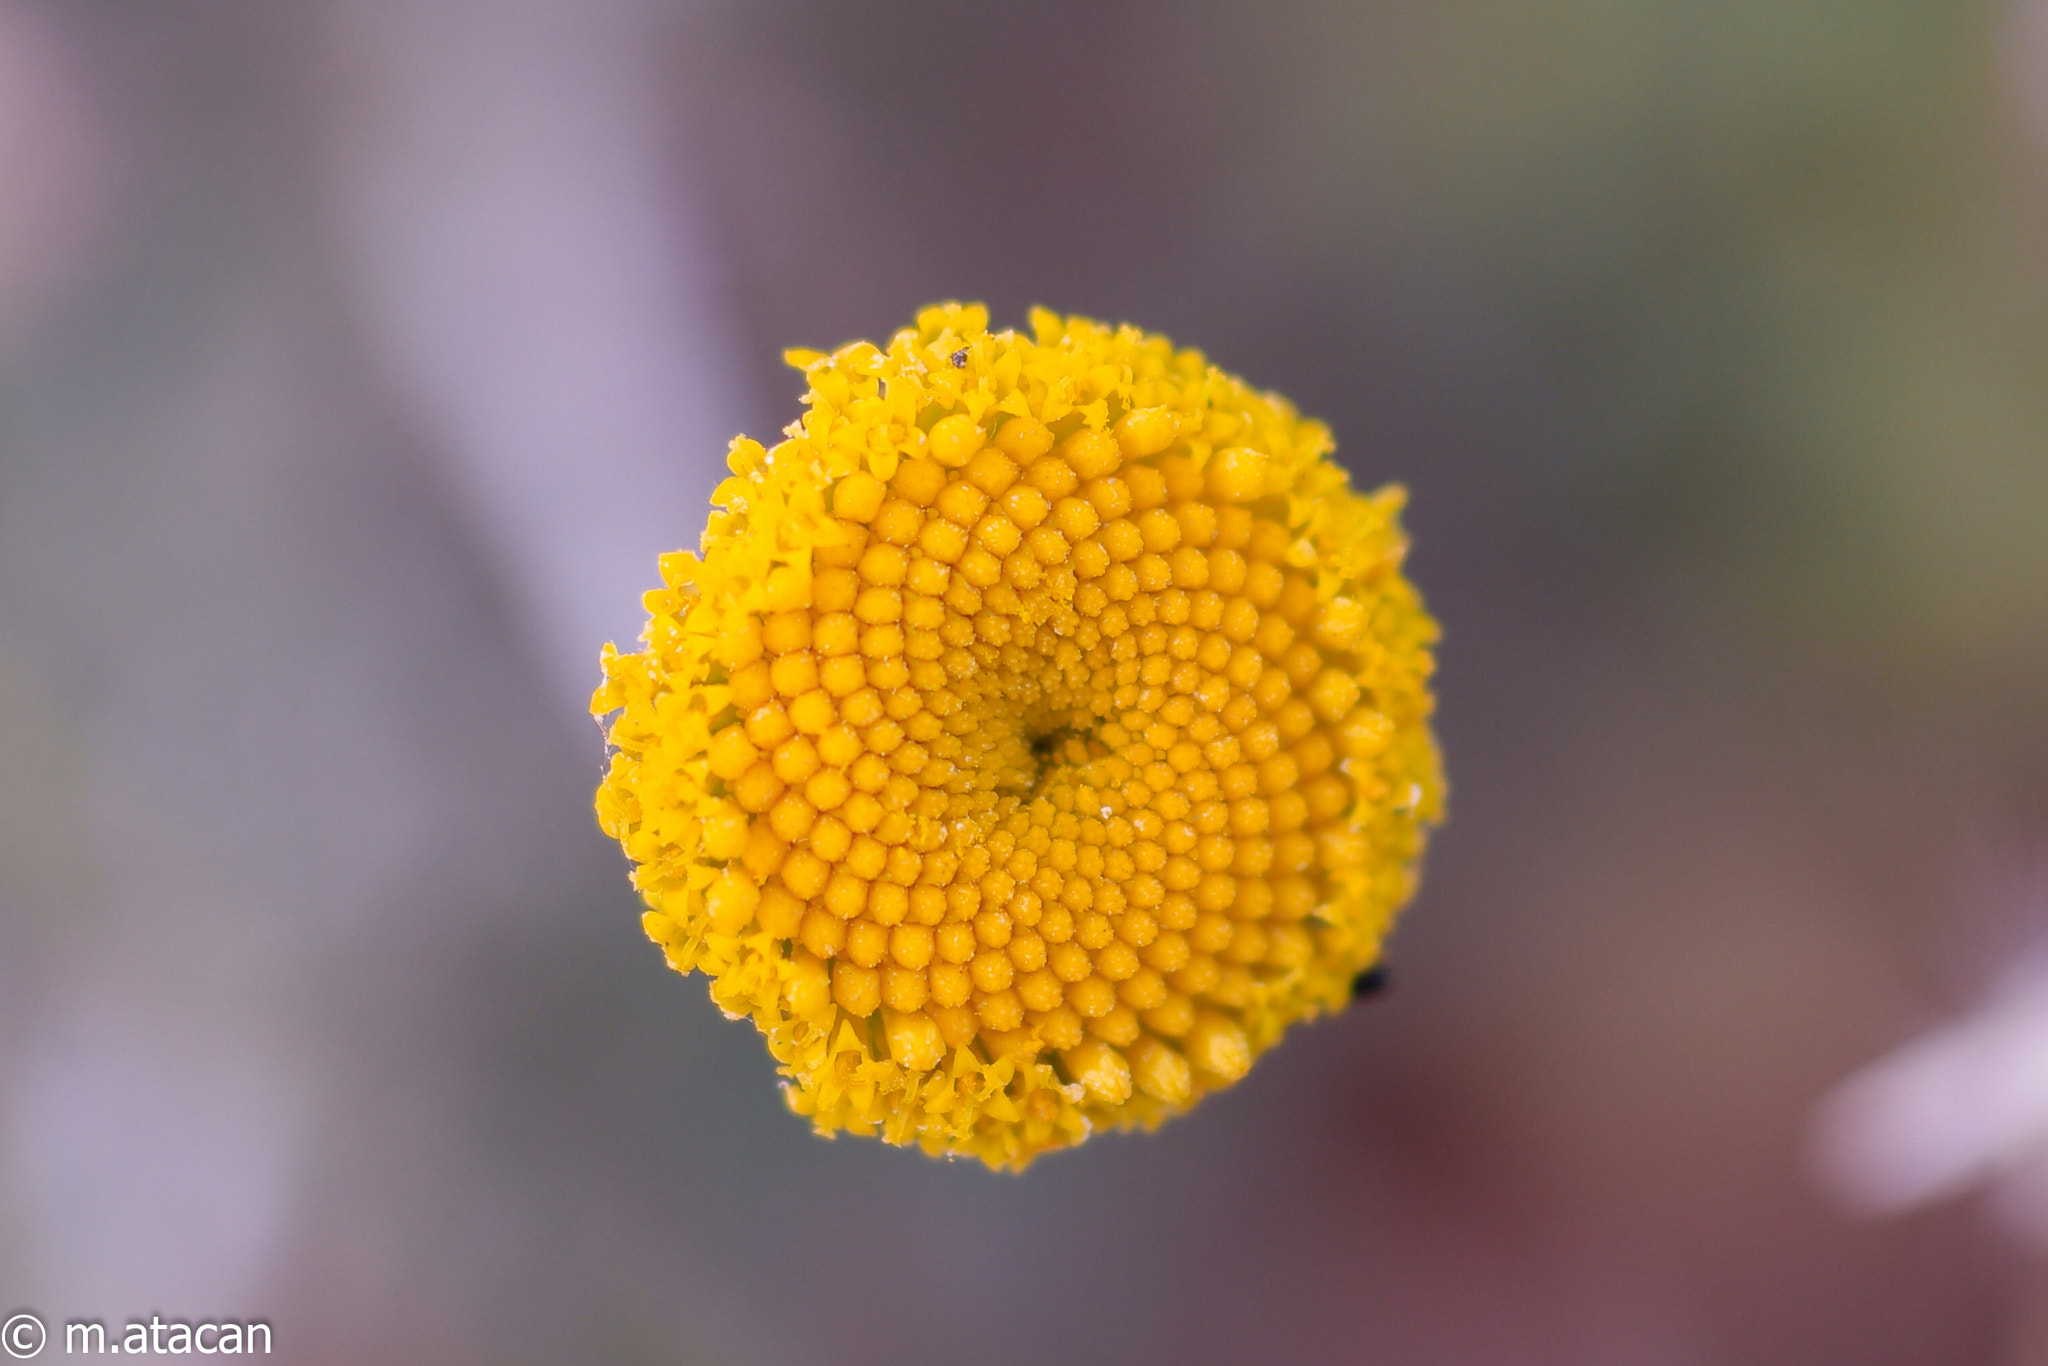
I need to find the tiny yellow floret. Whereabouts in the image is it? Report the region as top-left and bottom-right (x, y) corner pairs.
(594, 304), (1444, 1170)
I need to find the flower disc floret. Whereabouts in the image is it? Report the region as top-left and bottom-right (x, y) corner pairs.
(593, 304), (1444, 1169)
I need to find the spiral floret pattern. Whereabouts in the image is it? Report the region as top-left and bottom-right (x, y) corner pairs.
(594, 305), (1443, 1168)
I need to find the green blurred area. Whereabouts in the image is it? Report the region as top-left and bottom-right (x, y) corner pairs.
(1279, 0), (2048, 661)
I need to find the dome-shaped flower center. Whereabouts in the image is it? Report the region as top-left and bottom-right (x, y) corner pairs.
(595, 305), (1442, 1168)
(702, 417), (1402, 1108)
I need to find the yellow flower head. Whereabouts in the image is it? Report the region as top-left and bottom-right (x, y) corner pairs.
(593, 305), (1443, 1169)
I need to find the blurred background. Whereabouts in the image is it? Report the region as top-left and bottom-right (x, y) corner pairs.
(2, 1), (2046, 1361)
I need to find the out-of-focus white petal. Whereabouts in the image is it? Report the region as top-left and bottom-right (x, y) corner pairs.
(1814, 965), (2048, 1222)
(320, 0), (747, 716)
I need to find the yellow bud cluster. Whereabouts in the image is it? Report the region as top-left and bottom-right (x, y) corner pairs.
(594, 305), (1444, 1169)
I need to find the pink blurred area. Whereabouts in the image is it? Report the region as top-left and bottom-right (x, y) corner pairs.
(0, 1), (2045, 1363)
(0, 0), (115, 356)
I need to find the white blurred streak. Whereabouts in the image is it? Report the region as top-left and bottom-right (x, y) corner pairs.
(1814, 958), (2048, 1235)
(0, 0), (115, 354)
(320, 0), (744, 716)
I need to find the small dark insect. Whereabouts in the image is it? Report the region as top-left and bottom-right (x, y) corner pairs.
(950, 348), (969, 368)
(1350, 965), (1391, 1000)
